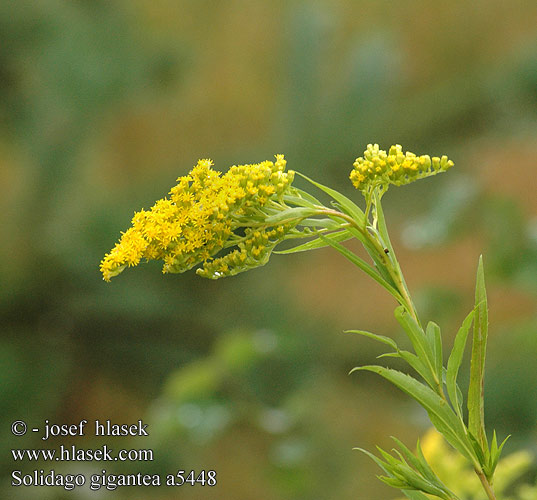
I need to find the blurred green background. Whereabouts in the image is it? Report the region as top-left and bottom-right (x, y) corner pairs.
(1, 1), (537, 499)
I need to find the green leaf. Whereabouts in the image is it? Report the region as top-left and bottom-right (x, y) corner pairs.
(264, 206), (317, 225)
(345, 329), (399, 350)
(373, 188), (395, 257)
(288, 178), (397, 292)
(355, 447), (391, 472)
(287, 187), (324, 207)
(356, 449), (428, 499)
(426, 321), (443, 381)
(297, 218), (341, 229)
(446, 309), (475, 421)
(379, 476), (409, 488)
(358, 441), (459, 500)
(395, 306), (438, 386)
(282, 194), (317, 209)
(400, 491), (433, 500)
(352, 365), (479, 465)
(486, 431), (510, 480)
(353, 314), (439, 390)
(414, 439), (444, 485)
(390, 350), (438, 390)
(319, 234), (404, 303)
(468, 255), (489, 453)
(455, 384), (463, 415)
(392, 467), (447, 497)
(391, 438), (429, 480)
(275, 229), (352, 254)
(345, 226), (397, 287)
(468, 430), (486, 465)
(377, 446), (402, 468)
(296, 172), (365, 226)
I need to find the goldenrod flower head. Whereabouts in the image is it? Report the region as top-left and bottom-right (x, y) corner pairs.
(350, 144), (454, 195)
(100, 155), (295, 281)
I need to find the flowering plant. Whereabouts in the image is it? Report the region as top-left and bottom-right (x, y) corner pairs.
(102, 144), (509, 500)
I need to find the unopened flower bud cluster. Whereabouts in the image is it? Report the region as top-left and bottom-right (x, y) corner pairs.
(197, 223), (293, 279)
(350, 144), (454, 194)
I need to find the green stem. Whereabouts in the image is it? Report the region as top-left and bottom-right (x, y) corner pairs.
(371, 233), (449, 398)
(318, 206), (451, 400)
(367, 231), (419, 322)
(475, 468), (497, 500)
(319, 200), (497, 499)
(316, 206), (419, 322)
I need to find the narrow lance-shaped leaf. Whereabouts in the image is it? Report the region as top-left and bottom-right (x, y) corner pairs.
(426, 321), (443, 383)
(400, 489), (439, 500)
(348, 328), (438, 389)
(467, 430), (486, 466)
(345, 329), (399, 350)
(319, 234), (405, 303)
(286, 186), (324, 207)
(296, 172), (366, 226)
(294, 173), (398, 293)
(300, 184), (395, 290)
(352, 365), (479, 466)
(446, 309), (475, 421)
(346, 225), (397, 288)
(379, 350), (438, 390)
(414, 439), (444, 485)
(485, 430), (510, 480)
(395, 306), (438, 387)
(283, 194), (318, 209)
(468, 256), (489, 453)
(373, 188), (395, 256)
(390, 439), (458, 500)
(297, 218), (341, 229)
(263, 207), (318, 225)
(355, 447), (451, 500)
(391, 438), (436, 484)
(275, 229), (352, 254)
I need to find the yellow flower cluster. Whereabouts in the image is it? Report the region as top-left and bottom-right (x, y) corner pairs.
(100, 155), (295, 281)
(350, 144), (454, 194)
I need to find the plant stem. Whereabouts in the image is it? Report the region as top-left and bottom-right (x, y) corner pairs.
(364, 226), (420, 323)
(324, 206), (450, 399)
(320, 200), (499, 499)
(316, 206), (420, 322)
(475, 468), (497, 500)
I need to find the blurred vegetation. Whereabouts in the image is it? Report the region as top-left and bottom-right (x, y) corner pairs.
(1, 1), (536, 499)
(395, 429), (537, 500)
